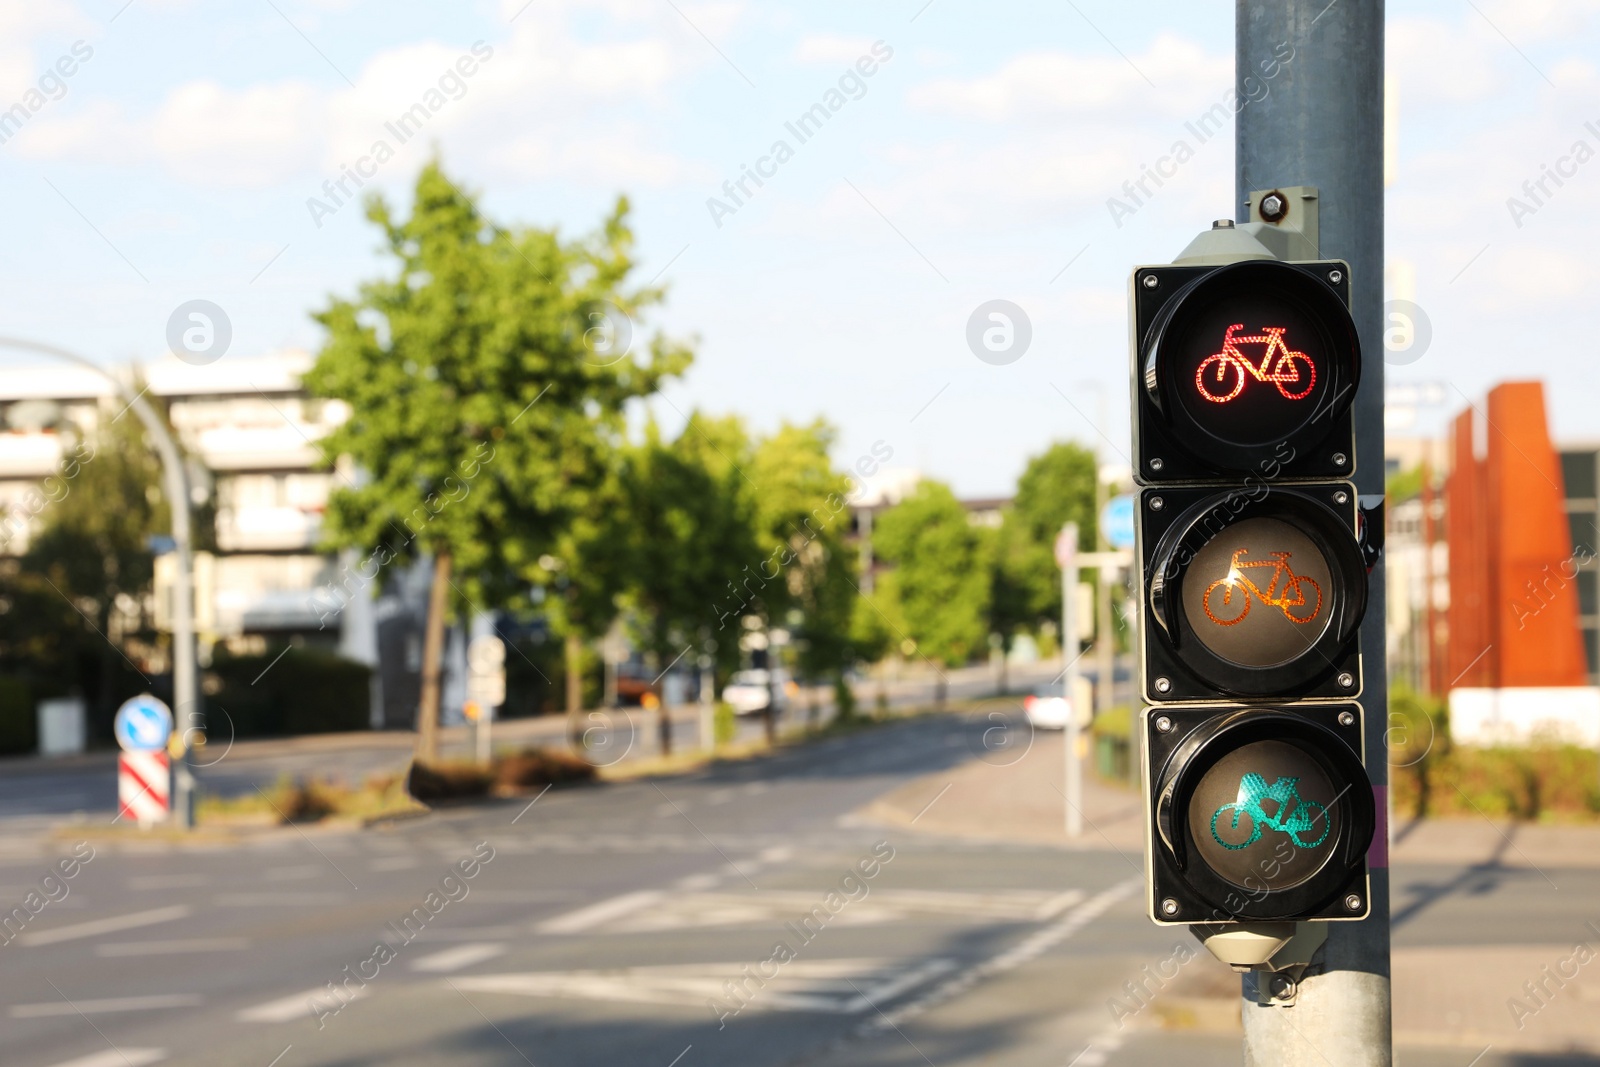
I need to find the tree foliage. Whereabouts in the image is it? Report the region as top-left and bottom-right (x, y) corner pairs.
(305, 159), (689, 609)
(872, 481), (989, 667)
(1009, 442), (1098, 625)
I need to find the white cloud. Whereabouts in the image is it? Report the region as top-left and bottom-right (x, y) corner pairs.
(907, 34), (1229, 123)
(794, 34), (878, 65)
(14, 5), (708, 189)
(1388, 17), (1507, 105)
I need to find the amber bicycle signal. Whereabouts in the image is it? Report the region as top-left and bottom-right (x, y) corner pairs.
(1194, 324), (1316, 404)
(1202, 548), (1323, 626)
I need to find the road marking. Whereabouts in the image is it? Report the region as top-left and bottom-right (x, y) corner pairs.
(574, 889), (1086, 934)
(453, 958), (955, 1014)
(265, 864), (323, 881)
(12, 995), (202, 1018)
(369, 856), (418, 871)
(410, 943), (507, 973)
(40, 1050), (166, 1067)
(97, 938), (252, 957)
(535, 890), (664, 934)
(237, 987), (367, 1023)
(126, 874), (208, 890)
(214, 892), (346, 907)
(17, 905), (191, 946)
(860, 877), (1141, 1033)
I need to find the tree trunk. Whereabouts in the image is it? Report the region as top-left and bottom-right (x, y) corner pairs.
(564, 632), (584, 750)
(934, 673), (947, 708)
(416, 548), (452, 765)
(659, 705), (673, 757)
(998, 648), (1009, 696)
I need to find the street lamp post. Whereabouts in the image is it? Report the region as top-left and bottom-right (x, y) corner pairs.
(0, 337), (199, 829)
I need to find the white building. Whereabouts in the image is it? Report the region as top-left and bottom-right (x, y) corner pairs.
(0, 351), (402, 715)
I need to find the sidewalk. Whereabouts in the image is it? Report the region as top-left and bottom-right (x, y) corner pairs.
(860, 718), (1600, 1054)
(864, 727), (1600, 870)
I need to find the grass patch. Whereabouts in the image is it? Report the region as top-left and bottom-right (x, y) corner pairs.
(199, 772), (423, 826)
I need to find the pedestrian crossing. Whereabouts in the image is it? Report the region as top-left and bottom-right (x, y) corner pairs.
(452, 957), (959, 1015)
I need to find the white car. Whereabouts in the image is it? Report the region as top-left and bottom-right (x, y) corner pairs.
(1023, 686), (1089, 731)
(723, 669), (790, 715)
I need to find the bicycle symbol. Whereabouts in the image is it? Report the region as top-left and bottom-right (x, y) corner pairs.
(1195, 323), (1316, 403)
(1211, 772), (1330, 850)
(1202, 548), (1322, 626)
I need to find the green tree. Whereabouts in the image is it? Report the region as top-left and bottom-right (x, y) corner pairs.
(748, 420), (859, 716)
(623, 413), (759, 752)
(306, 160), (688, 760)
(1010, 442), (1098, 625)
(20, 409), (169, 732)
(985, 515), (1035, 693)
(873, 481), (990, 682)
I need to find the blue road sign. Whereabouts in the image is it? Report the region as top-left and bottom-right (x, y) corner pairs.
(114, 694), (174, 754)
(1102, 494), (1136, 550)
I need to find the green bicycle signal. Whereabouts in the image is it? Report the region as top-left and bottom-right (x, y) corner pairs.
(1210, 773), (1330, 851)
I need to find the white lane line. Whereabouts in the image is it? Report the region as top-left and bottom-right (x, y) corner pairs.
(41, 1050), (166, 1067)
(535, 890), (663, 934)
(126, 874), (209, 890)
(410, 943), (507, 973)
(17, 905), (191, 947)
(12, 995), (202, 1018)
(97, 938), (252, 957)
(214, 892), (346, 907)
(861, 877), (1142, 1033)
(237, 987), (367, 1023)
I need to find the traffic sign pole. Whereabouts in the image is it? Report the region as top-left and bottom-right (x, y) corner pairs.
(1059, 522), (1082, 839)
(1237, 3), (1390, 1063)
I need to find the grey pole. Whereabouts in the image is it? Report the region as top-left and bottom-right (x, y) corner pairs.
(1235, 3), (1390, 1064)
(0, 338), (200, 829)
(1060, 521), (1082, 838)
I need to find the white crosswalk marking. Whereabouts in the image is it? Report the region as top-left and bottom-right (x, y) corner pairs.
(535, 890), (663, 934)
(409, 943), (506, 973)
(571, 889), (1086, 934)
(41, 1050), (166, 1067)
(237, 987), (366, 1023)
(97, 938), (251, 957)
(18, 905), (191, 947)
(453, 958), (957, 1014)
(12, 995), (202, 1018)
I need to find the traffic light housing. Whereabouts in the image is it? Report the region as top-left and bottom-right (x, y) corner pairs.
(1133, 220), (1376, 940)
(1145, 703), (1374, 925)
(1133, 260), (1359, 484)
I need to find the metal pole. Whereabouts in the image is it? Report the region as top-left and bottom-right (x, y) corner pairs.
(0, 338), (200, 829)
(1095, 470), (1113, 719)
(1236, 4), (1390, 1063)
(1061, 521), (1082, 838)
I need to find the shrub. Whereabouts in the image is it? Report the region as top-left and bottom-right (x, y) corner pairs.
(406, 759), (494, 802)
(714, 701), (738, 746)
(493, 747), (597, 790)
(0, 676), (36, 756)
(1388, 685), (1600, 822)
(266, 774), (344, 822)
(205, 646), (371, 739)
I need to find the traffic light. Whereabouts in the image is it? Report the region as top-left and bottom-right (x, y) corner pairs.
(1133, 216), (1377, 939)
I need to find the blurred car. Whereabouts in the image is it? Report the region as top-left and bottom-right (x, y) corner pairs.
(723, 669), (791, 715)
(1023, 685), (1089, 731)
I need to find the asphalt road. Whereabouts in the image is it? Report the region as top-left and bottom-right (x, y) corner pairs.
(5, 712), (1598, 1067)
(0, 660), (1087, 831)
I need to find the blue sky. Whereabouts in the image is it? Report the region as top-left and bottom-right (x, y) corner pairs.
(3, 0), (1599, 494)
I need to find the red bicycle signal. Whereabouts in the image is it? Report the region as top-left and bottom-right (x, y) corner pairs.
(1195, 324), (1316, 404)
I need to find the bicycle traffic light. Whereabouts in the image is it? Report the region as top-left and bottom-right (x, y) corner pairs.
(1134, 259), (1359, 483)
(1132, 220), (1376, 937)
